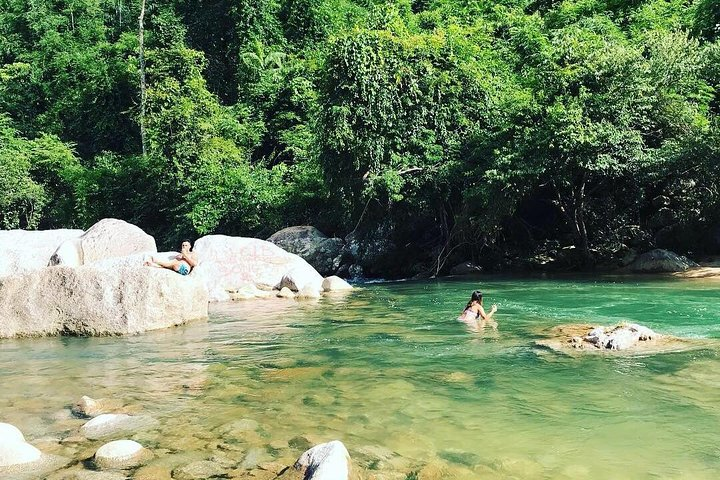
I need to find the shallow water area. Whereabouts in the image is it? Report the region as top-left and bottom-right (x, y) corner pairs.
(1, 275), (720, 479)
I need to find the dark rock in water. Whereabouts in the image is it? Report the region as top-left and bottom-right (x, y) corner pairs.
(448, 261), (482, 276)
(438, 448), (481, 467)
(267, 226), (346, 277)
(628, 249), (698, 273)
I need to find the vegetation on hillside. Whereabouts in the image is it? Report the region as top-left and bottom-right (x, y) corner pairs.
(1, 0), (718, 274)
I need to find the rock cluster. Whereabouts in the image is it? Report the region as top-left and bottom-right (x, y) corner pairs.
(0, 218), (354, 338)
(574, 324), (657, 350)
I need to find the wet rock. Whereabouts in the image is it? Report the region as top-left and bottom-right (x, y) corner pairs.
(0, 229), (83, 278)
(94, 439), (151, 469)
(285, 440), (353, 480)
(217, 419), (260, 441)
(628, 249), (698, 273)
(134, 464), (173, 480)
(240, 447), (271, 470)
(322, 276), (353, 292)
(173, 460), (227, 480)
(71, 396), (124, 418)
(47, 469), (128, 480)
(80, 414), (156, 440)
(49, 218), (156, 267)
(438, 448), (480, 467)
(277, 287), (296, 299)
(296, 285), (322, 299)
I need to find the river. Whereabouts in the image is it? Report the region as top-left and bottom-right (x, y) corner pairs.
(1, 275), (719, 479)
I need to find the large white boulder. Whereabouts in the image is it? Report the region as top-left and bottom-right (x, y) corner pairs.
(0, 229), (83, 278)
(0, 265), (208, 338)
(191, 235), (324, 302)
(49, 218), (156, 267)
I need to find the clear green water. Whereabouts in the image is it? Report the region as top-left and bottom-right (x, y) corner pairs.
(2, 276), (720, 479)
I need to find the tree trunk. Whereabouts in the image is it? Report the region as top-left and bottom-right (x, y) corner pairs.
(138, 0), (147, 157)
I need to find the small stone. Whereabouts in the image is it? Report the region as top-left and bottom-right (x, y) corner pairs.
(322, 276), (353, 292)
(94, 439), (151, 469)
(277, 287), (296, 299)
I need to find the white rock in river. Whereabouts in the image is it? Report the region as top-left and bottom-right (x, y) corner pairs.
(49, 218), (157, 267)
(0, 441), (42, 467)
(0, 422), (25, 443)
(80, 414), (156, 440)
(94, 440), (151, 469)
(293, 440), (352, 480)
(322, 276), (353, 292)
(191, 235), (324, 302)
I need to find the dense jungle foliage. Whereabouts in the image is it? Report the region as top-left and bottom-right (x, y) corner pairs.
(1, 0), (719, 275)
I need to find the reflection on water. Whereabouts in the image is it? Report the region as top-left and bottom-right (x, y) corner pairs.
(1, 276), (720, 479)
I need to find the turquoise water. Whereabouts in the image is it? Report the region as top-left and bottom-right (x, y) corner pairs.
(1, 276), (720, 479)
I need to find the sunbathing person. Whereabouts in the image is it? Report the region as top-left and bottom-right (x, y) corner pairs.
(145, 240), (197, 275)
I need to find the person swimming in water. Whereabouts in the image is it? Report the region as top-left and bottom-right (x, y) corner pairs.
(458, 290), (498, 329)
(144, 239), (197, 275)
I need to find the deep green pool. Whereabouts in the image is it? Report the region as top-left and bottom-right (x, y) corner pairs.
(1, 276), (720, 479)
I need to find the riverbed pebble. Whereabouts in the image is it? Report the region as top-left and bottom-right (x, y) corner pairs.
(173, 460), (227, 480)
(94, 439), (151, 469)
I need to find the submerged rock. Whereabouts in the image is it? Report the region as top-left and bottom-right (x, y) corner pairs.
(0, 265), (208, 338)
(71, 396), (124, 418)
(173, 460), (227, 480)
(80, 414), (156, 440)
(0, 229), (83, 278)
(49, 218), (156, 267)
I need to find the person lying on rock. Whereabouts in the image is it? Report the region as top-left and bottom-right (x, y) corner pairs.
(144, 240), (197, 276)
(458, 290), (498, 329)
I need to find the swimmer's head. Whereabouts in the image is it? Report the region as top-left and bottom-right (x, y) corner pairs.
(471, 290), (483, 304)
(465, 290), (483, 309)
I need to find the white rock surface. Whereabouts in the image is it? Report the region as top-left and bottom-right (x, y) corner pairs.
(297, 285), (322, 299)
(80, 414), (156, 440)
(94, 440), (150, 469)
(191, 235), (324, 301)
(0, 229), (83, 278)
(277, 287), (296, 299)
(49, 218), (156, 267)
(0, 265), (208, 338)
(322, 276), (353, 292)
(0, 440), (42, 467)
(293, 440), (352, 480)
(0, 422), (25, 443)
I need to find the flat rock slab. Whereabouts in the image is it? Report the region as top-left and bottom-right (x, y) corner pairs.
(535, 324), (713, 356)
